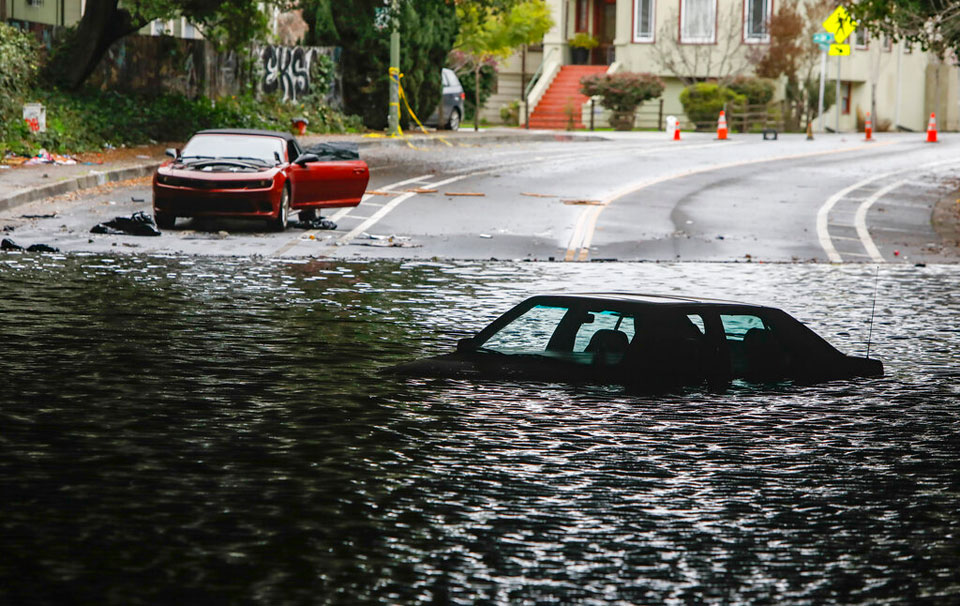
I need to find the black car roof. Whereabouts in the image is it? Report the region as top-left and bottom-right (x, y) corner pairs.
(195, 129), (297, 142)
(533, 292), (760, 307)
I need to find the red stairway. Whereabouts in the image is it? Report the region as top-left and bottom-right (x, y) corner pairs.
(528, 65), (608, 129)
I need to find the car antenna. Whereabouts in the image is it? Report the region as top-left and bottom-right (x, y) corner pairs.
(866, 265), (880, 359)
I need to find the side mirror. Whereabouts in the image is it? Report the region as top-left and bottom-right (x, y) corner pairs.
(165, 148), (179, 159)
(294, 152), (319, 167)
(456, 338), (477, 353)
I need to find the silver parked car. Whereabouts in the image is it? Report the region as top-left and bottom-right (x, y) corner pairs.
(426, 68), (465, 131)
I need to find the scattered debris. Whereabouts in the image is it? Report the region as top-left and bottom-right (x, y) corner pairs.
(136, 155), (150, 160)
(131, 196), (145, 203)
(21, 213), (57, 219)
(2, 238), (59, 253)
(90, 211), (162, 236)
(716, 235), (725, 240)
(562, 199), (603, 206)
(2, 225), (14, 232)
(355, 233), (419, 248)
(521, 192), (558, 198)
(406, 188), (438, 194)
(445, 192), (486, 197)
(122, 242), (140, 248)
(365, 190), (395, 196)
(291, 218), (337, 230)
(23, 149), (77, 166)
(27, 243), (60, 253)
(479, 233), (493, 239)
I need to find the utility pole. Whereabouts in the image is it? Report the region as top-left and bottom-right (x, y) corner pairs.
(387, 1), (400, 136)
(835, 54), (841, 133)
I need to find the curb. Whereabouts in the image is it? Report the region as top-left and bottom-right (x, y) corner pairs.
(0, 131), (608, 214)
(0, 162), (163, 214)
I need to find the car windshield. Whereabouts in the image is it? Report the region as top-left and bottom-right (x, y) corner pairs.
(180, 135), (284, 165)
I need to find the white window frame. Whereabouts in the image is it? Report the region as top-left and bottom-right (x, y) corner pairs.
(680, 0), (717, 44)
(854, 29), (869, 50)
(743, 0), (771, 43)
(634, 0), (656, 43)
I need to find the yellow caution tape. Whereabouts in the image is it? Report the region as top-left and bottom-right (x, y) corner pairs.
(386, 67), (454, 148)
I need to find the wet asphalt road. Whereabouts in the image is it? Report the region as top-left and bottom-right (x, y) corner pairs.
(2, 131), (957, 263)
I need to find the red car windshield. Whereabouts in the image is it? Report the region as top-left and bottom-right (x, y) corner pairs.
(180, 135), (286, 165)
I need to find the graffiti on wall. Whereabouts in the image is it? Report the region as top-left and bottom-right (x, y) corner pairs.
(260, 45), (321, 103)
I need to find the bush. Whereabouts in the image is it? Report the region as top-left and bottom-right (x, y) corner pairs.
(500, 100), (520, 126)
(458, 63), (496, 123)
(679, 83), (746, 127)
(579, 72), (664, 113)
(0, 24), (41, 142)
(2, 87), (363, 156)
(728, 76), (775, 106)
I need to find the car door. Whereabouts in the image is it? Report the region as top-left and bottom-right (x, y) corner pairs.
(289, 159), (369, 208)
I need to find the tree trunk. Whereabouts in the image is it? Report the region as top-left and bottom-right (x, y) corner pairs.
(54, 0), (145, 90)
(474, 64), (480, 132)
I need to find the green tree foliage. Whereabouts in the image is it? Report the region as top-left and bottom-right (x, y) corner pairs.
(728, 76), (775, 106)
(0, 24), (40, 142)
(49, 0), (287, 90)
(679, 83), (746, 127)
(847, 0), (960, 58)
(304, 0), (458, 130)
(455, 0), (554, 130)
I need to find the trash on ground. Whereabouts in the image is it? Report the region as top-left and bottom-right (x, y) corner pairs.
(21, 213), (57, 219)
(2, 238), (59, 253)
(562, 199), (603, 206)
(23, 149), (77, 166)
(445, 192), (485, 197)
(479, 233), (493, 239)
(90, 211), (162, 236)
(291, 218), (337, 230)
(136, 155), (150, 160)
(3, 225), (15, 232)
(521, 192), (558, 198)
(364, 190), (395, 196)
(131, 197), (144, 202)
(406, 188), (438, 194)
(356, 233), (419, 248)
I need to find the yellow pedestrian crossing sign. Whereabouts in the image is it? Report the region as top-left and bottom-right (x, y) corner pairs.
(822, 6), (857, 44)
(828, 44), (850, 56)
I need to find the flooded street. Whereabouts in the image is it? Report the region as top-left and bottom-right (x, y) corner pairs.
(2, 255), (958, 604)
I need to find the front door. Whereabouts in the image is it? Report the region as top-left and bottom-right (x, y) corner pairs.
(289, 161), (370, 209)
(592, 0), (617, 65)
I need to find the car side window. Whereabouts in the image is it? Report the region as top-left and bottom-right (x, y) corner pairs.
(720, 314), (766, 341)
(574, 311), (635, 352)
(483, 304), (568, 353)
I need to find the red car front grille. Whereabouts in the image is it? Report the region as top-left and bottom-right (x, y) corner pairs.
(162, 176), (268, 190)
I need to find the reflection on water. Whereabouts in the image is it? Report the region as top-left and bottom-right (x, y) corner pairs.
(1, 255), (958, 605)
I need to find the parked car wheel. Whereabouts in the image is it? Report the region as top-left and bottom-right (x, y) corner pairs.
(155, 212), (176, 230)
(272, 185), (291, 231)
(446, 108), (461, 131)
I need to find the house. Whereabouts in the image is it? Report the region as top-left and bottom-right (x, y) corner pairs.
(481, 0), (957, 133)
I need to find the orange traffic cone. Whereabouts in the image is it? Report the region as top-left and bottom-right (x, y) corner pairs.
(673, 123), (681, 141)
(864, 111), (873, 141)
(926, 113), (938, 143)
(717, 111), (728, 140)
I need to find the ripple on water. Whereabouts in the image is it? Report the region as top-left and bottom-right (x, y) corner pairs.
(0, 255), (958, 605)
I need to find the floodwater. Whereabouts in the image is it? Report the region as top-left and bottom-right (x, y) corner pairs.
(1, 255), (958, 605)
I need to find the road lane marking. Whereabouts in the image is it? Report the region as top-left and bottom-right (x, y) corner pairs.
(272, 173), (433, 256)
(817, 157), (960, 262)
(567, 140), (900, 262)
(854, 179), (907, 263)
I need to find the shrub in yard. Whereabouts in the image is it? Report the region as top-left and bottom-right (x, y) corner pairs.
(728, 76), (775, 106)
(679, 83), (746, 128)
(0, 24), (41, 145)
(580, 72), (664, 113)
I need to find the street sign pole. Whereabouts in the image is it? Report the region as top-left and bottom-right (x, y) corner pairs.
(835, 54), (841, 133)
(818, 49), (827, 132)
(387, 1), (400, 137)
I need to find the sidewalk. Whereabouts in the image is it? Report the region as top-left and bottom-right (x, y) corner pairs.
(0, 128), (609, 215)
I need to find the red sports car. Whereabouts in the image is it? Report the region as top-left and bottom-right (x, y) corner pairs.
(152, 129), (370, 230)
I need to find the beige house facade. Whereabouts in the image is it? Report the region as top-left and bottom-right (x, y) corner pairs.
(482, 0), (959, 133)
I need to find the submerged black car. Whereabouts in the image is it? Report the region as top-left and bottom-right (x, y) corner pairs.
(388, 293), (884, 387)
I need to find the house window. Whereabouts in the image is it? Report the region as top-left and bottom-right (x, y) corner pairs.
(842, 82), (851, 115)
(904, 40), (913, 54)
(854, 29), (869, 49)
(634, 0), (655, 42)
(744, 0), (770, 42)
(576, 0), (589, 32)
(883, 35), (892, 51)
(681, 0), (717, 43)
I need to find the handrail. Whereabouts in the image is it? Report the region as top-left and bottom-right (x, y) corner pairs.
(524, 47), (558, 100)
